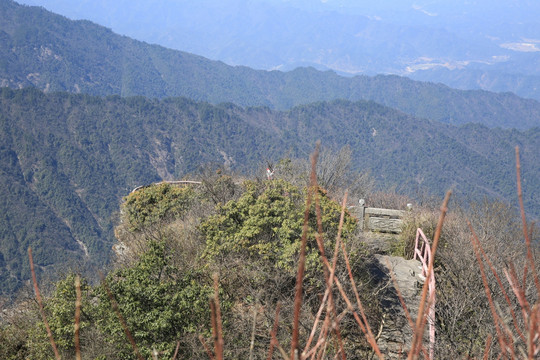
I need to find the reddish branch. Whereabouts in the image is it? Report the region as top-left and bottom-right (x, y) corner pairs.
(515, 147), (540, 296)
(74, 275), (82, 360)
(101, 275), (145, 360)
(28, 247), (61, 360)
(339, 237), (383, 358)
(469, 223), (508, 358)
(312, 165), (345, 360)
(266, 302), (282, 360)
(291, 142), (320, 359)
(199, 335), (216, 360)
(211, 274), (224, 360)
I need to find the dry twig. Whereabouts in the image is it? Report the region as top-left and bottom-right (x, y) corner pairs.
(208, 273), (224, 360)
(171, 341), (181, 360)
(28, 247), (61, 360)
(101, 274), (145, 360)
(266, 302), (282, 360)
(515, 147), (540, 295)
(291, 142), (320, 359)
(74, 275), (82, 360)
(199, 334), (216, 360)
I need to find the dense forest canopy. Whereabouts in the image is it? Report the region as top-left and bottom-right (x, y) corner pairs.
(0, 87), (538, 296)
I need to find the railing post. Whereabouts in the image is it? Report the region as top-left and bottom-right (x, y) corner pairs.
(358, 199), (366, 230)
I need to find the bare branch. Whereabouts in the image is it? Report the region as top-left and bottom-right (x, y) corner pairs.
(28, 247), (61, 360)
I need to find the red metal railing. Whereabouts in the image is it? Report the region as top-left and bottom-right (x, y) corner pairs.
(414, 228), (436, 360)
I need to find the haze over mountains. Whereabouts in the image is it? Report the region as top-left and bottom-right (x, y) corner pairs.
(0, 0), (539, 296)
(15, 0), (540, 101)
(3, 0), (540, 129)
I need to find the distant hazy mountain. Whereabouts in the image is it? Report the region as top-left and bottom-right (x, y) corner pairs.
(2, 0), (540, 129)
(15, 0), (540, 100)
(1, 87), (538, 297)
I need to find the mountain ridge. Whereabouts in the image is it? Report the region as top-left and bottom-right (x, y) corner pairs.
(0, 87), (538, 296)
(2, 0), (540, 129)
(14, 0), (540, 101)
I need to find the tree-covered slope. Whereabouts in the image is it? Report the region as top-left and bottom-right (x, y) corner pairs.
(0, 87), (538, 296)
(277, 100), (539, 208)
(2, 0), (540, 129)
(0, 88), (283, 296)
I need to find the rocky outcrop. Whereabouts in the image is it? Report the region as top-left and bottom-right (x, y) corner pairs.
(370, 254), (425, 358)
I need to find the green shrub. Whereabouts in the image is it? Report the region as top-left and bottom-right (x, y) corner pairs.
(199, 179), (358, 276)
(95, 240), (214, 359)
(121, 183), (197, 231)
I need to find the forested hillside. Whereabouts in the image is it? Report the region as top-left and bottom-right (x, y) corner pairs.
(2, 0), (540, 129)
(1, 154), (538, 359)
(0, 88), (282, 296)
(15, 0), (540, 102)
(0, 87), (538, 296)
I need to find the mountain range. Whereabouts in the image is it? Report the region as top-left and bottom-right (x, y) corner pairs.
(2, 0), (540, 129)
(0, 0), (539, 297)
(1, 87), (538, 297)
(14, 0), (540, 101)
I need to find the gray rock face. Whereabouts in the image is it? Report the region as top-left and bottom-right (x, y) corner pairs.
(370, 254), (426, 358)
